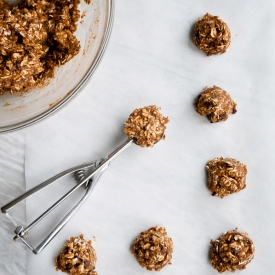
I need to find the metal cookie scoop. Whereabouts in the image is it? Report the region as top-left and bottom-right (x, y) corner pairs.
(1, 105), (168, 254)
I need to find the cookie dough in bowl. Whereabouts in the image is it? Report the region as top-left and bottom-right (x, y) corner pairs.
(124, 105), (169, 147)
(0, 0), (114, 133)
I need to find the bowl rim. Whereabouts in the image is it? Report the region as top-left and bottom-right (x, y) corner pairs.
(0, 0), (115, 134)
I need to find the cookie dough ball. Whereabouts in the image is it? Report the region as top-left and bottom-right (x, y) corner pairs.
(206, 157), (247, 198)
(210, 228), (255, 273)
(55, 234), (97, 275)
(193, 13), (231, 56)
(131, 226), (173, 271)
(194, 86), (237, 123)
(124, 105), (169, 147)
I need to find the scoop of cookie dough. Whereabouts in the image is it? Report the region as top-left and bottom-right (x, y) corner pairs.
(210, 228), (255, 273)
(131, 226), (173, 271)
(194, 86), (237, 123)
(206, 157), (247, 198)
(124, 105), (169, 147)
(193, 13), (231, 56)
(55, 234), (97, 275)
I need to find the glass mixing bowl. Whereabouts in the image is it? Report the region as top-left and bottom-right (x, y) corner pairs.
(0, 0), (114, 133)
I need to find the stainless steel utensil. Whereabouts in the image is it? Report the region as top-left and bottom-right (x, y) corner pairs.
(1, 138), (133, 254)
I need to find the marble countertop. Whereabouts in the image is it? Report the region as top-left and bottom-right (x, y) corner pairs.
(2, 0), (275, 274)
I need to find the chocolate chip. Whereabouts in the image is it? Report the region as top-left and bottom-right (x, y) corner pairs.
(218, 113), (227, 121)
(84, 260), (91, 267)
(207, 114), (213, 122)
(204, 101), (213, 108)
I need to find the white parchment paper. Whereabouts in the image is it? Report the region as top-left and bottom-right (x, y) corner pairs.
(0, 132), (26, 275)
(25, 0), (275, 274)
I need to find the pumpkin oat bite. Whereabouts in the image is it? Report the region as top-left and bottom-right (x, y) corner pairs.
(193, 13), (231, 56)
(124, 105), (169, 147)
(206, 157), (247, 198)
(210, 228), (255, 273)
(194, 86), (237, 123)
(131, 226), (173, 271)
(55, 234), (98, 275)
